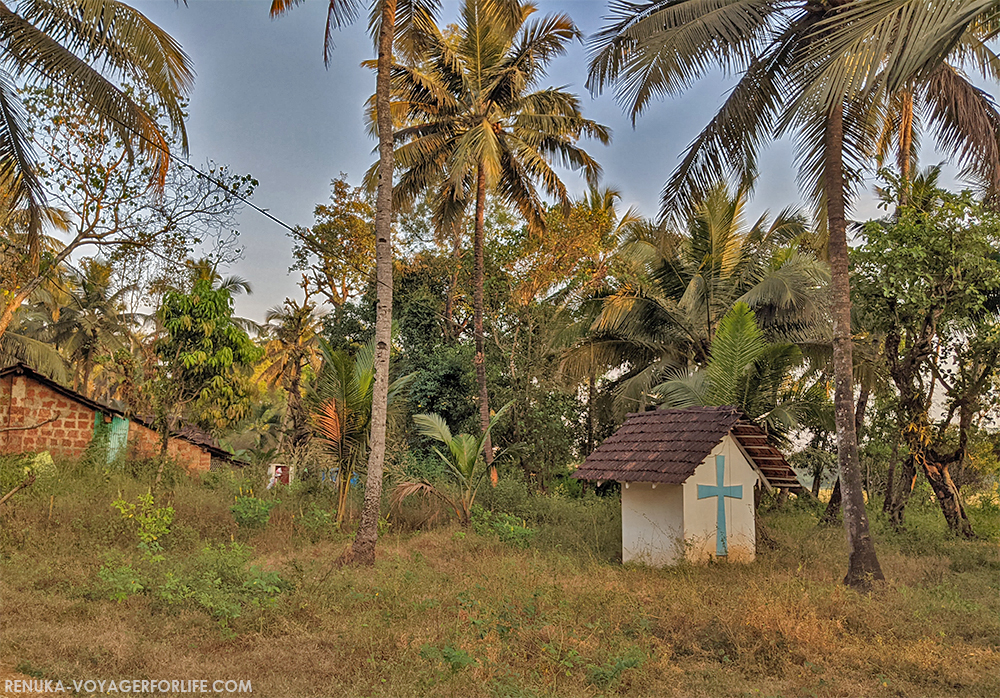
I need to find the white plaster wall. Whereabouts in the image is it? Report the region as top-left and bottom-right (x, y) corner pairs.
(682, 435), (758, 563)
(621, 482), (685, 566)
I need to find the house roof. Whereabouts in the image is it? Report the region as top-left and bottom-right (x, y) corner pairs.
(571, 406), (803, 491)
(0, 362), (239, 463)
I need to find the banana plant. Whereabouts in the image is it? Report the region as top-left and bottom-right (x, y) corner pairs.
(392, 404), (511, 525)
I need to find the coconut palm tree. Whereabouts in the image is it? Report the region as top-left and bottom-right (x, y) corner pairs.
(589, 0), (1000, 586)
(655, 302), (832, 447)
(574, 182), (827, 416)
(0, 0), (192, 277)
(384, 0), (609, 476)
(261, 295), (325, 451)
(270, 0), (445, 565)
(43, 258), (136, 397)
(789, 1), (1000, 198)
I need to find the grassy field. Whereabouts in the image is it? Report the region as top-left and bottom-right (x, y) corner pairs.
(1, 456), (998, 698)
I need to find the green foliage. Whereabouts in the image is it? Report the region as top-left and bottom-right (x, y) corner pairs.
(419, 644), (477, 674)
(296, 503), (335, 541)
(313, 333), (413, 525)
(470, 507), (536, 549)
(398, 405), (511, 523)
(655, 302), (831, 445)
(112, 490), (174, 561)
(290, 175), (374, 307)
(97, 563), (147, 603)
(585, 649), (645, 689)
(230, 495), (278, 530)
(155, 278), (263, 433)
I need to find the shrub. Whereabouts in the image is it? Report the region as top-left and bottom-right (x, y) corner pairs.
(97, 563), (147, 603)
(471, 507), (536, 549)
(231, 494), (278, 530)
(112, 491), (174, 561)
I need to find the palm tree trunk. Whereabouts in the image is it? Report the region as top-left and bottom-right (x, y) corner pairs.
(898, 87), (914, 199)
(445, 215), (462, 342)
(822, 381), (869, 523)
(473, 162), (494, 477)
(350, 0), (397, 567)
(825, 104), (885, 588)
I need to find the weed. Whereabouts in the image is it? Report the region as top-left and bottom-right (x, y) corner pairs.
(230, 493), (278, 529)
(585, 649), (645, 689)
(471, 507), (536, 548)
(420, 643), (477, 674)
(112, 490), (173, 561)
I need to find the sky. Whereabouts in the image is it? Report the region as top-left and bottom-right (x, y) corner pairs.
(130, 0), (889, 322)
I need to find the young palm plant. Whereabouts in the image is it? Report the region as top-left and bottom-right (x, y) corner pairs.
(392, 404), (509, 525)
(313, 336), (413, 527)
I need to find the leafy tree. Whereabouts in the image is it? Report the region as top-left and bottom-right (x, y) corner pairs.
(0, 0), (192, 280)
(153, 278), (262, 481)
(9, 85), (255, 324)
(853, 171), (1000, 536)
(386, 0), (609, 475)
(290, 175), (375, 308)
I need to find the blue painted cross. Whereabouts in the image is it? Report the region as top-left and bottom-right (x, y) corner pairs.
(697, 455), (743, 556)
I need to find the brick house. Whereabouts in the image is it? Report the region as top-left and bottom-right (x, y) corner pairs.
(0, 363), (236, 473)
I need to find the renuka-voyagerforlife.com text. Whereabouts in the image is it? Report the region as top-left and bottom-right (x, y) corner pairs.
(4, 679), (253, 694)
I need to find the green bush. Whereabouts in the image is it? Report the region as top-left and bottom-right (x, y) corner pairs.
(471, 507), (536, 549)
(97, 563), (147, 602)
(231, 495), (279, 529)
(297, 502), (334, 540)
(112, 490), (174, 561)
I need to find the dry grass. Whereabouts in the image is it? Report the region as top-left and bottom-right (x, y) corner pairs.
(1, 459), (998, 698)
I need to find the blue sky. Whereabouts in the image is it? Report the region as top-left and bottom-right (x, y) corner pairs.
(132, 0), (899, 321)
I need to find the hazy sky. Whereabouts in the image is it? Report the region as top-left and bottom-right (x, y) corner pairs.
(132, 0), (885, 321)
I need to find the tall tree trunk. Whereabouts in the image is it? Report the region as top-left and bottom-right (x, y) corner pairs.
(444, 215), (462, 342)
(472, 162), (494, 479)
(888, 454), (918, 526)
(882, 433), (901, 513)
(822, 364), (871, 522)
(349, 0), (397, 567)
(824, 104), (885, 588)
(898, 87), (914, 197)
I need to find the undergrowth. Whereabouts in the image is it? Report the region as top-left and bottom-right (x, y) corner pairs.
(0, 455), (997, 697)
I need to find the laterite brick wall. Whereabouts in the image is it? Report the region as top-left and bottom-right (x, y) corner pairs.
(0, 374), (97, 459)
(127, 421), (212, 473)
(0, 373), (213, 473)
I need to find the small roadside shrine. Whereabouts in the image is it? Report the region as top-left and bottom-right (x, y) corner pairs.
(572, 406), (803, 566)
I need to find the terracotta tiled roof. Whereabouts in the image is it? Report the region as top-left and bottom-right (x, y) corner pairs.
(572, 406), (802, 491)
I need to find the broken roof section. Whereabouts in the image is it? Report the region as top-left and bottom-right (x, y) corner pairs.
(571, 406), (803, 492)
